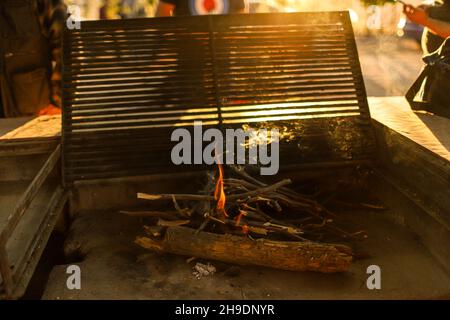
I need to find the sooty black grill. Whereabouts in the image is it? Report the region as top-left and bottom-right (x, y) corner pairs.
(62, 11), (375, 184)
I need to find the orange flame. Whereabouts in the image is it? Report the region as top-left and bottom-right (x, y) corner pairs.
(235, 211), (250, 234)
(214, 163), (228, 218)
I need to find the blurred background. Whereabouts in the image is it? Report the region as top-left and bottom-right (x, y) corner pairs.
(65, 0), (427, 97)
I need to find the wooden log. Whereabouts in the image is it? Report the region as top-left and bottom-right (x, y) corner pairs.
(136, 226), (353, 273)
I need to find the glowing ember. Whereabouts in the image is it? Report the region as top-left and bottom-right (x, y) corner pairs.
(214, 163), (228, 218)
(235, 211), (244, 226)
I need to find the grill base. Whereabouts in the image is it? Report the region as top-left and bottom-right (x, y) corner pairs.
(40, 168), (450, 300)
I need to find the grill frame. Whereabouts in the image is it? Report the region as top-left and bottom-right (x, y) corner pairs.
(62, 11), (374, 185)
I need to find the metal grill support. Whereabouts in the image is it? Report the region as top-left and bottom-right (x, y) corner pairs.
(62, 12), (375, 184)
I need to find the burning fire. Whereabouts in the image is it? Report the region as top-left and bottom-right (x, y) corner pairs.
(214, 163), (228, 218)
(214, 164), (251, 233)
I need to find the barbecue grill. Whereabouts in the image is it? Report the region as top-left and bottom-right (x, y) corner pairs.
(1, 12), (449, 299)
(61, 11), (374, 184)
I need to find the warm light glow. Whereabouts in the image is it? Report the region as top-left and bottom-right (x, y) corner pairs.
(348, 8), (360, 24)
(397, 17), (407, 29)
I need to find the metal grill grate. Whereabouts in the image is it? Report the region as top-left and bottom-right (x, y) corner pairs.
(62, 12), (375, 183)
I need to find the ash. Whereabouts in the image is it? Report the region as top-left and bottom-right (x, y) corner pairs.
(192, 263), (216, 280)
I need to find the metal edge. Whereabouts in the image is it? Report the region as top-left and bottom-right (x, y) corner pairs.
(11, 188), (69, 300)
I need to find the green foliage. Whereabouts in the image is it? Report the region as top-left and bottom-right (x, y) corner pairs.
(360, 0), (397, 6)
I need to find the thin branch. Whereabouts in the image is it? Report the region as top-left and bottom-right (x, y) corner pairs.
(137, 179), (292, 203)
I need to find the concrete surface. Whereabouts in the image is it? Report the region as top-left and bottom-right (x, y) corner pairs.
(369, 96), (450, 162)
(41, 208), (450, 300)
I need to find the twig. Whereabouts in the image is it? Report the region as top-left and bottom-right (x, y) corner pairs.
(138, 193), (214, 202)
(172, 195), (192, 217)
(196, 217), (210, 235)
(227, 179), (292, 201)
(137, 179), (292, 203)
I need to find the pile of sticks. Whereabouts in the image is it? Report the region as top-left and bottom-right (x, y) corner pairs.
(130, 165), (367, 273)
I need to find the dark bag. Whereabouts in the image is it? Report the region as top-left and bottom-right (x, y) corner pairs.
(406, 37), (450, 119)
(0, 0), (51, 117)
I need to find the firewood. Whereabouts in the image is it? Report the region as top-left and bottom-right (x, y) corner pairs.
(137, 179), (292, 203)
(230, 166), (326, 208)
(138, 193), (214, 202)
(227, 179), (292, 201)
(136, 226), (353, 273)
(144, 225), (165, 238)
(171, 195), (193, 217)
(157, 219), (190, 227)
(201, 213), (304, 239)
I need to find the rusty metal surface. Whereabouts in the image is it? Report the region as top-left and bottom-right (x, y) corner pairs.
(62, 12), (375, 183)
(0, 146), (66, 299)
